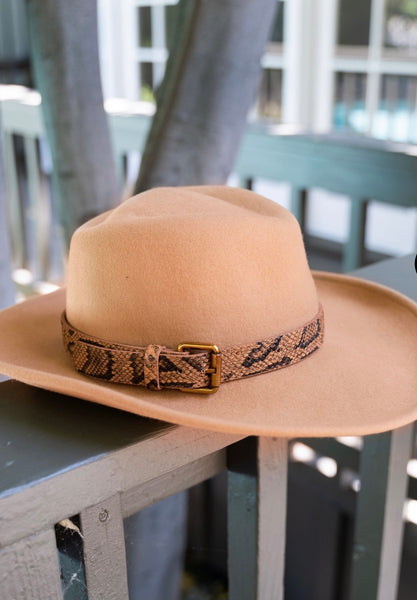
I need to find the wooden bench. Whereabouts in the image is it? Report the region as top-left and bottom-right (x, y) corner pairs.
(2, 95), (416, 282)
(235, 128), (417, 271)
(0, 255), (415, 600)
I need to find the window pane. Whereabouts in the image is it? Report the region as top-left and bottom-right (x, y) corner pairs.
(333, 71), (417, 143)
(138, 6), (152, 48)
(378, 74), (417, 142)
(257, 68), (283, 120)
(333, 72), (368, 132)
(269, 1), (285, 43)
(337, 0), (371, 46)
(384, 0), (417, 58)
(139, 62), (154, 99)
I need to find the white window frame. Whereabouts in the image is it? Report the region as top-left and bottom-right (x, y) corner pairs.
(98, 0), (416, 141)
(281, 0), (417, 137)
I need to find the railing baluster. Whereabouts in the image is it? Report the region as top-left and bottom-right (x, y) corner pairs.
(343, 198), (368, 272)
(80, 494), (130, 600)
(0, 528), (63, 600)
(348, 423), (415, 600)
(291, 187), (307, 230)
(3, 132), (25, 268)
(23, 135), (50, 281)
(228, 437), (288, 600)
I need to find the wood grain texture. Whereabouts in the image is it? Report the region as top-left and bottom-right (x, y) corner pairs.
(0, 529), (62, 600)
(121, 450), (226, 517)
(0, 416), (242, 547)
(81, 495), (129, 600)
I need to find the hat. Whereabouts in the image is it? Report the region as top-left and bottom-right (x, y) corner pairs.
(0, 186), (415, 437)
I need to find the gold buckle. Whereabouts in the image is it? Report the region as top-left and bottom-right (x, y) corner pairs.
(177, 343), (222, 394)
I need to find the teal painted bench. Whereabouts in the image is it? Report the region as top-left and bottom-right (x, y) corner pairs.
(2, 96), (416, 281)
(235, 127), (417, 271)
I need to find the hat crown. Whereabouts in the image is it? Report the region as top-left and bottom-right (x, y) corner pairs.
(66, 186), (319, 347)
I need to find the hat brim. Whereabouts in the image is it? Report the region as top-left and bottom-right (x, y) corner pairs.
(0, 272), (415, 437)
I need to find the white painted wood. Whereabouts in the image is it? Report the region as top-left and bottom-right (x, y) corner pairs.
(135, 46), (169, 62)
(0, 425), (242, 547)
(377, 423), (415, 600)
(282, 0), (306, 126)
(368, 0), (385, 62)
(120, 0), (140, 101)
(134, 0), (178, 5)
(365, 0), (385, 135)
(0, 529), (63, 600)
(81, 494), (129, 600)
(1, 95), (44, 137)
(97, 0), (139, 100)
(257, 437), (288, 600)
(313, 0), (338, 131)
(261, 52), (285, 70)
(97, 0), (117, 99)
(151, 4), (167, 87)
(333, 56), (417, 76)
(283, 0), (328, 128)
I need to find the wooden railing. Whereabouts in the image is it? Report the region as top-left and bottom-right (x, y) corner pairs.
(1, 90), (416, 292)
(0, 257), (415, 600)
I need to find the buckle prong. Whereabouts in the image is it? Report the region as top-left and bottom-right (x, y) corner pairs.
(177, 343), (222, 394)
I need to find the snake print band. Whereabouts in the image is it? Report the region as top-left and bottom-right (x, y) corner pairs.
(61, 305), (324, 394)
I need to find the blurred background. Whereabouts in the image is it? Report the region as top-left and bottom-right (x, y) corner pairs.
(0, 0), (416, 299)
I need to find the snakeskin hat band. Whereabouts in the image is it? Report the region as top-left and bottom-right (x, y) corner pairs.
(60, 305), (324, 392)
(0, 186), (415, 437)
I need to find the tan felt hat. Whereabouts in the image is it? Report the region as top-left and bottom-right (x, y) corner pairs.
(0, 186), (415, 437)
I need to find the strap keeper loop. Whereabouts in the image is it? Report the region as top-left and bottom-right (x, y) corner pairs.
(144, 344), (165, 390)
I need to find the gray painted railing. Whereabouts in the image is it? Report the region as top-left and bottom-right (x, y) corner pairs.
(0, 256), (415, 600)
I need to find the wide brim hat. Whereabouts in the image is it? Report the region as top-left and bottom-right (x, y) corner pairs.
(0, 186), (415, 437)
